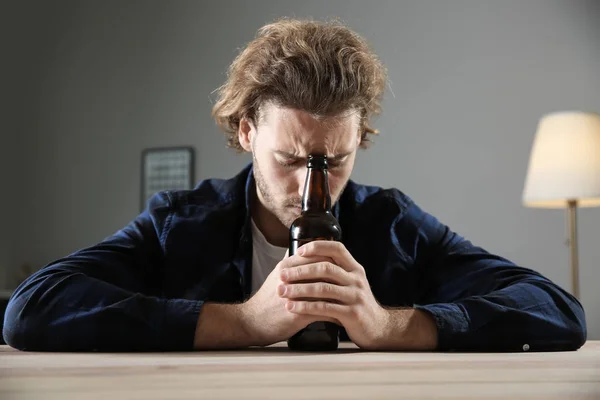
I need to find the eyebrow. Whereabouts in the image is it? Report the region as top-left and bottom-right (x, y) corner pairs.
(274, 150), (352, 161)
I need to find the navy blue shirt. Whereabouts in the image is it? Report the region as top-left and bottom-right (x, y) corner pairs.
(3, 164), (586, 351)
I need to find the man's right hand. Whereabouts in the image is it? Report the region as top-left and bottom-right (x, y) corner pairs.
(239, 252), (340, 347)
(194, 252), (338, 349)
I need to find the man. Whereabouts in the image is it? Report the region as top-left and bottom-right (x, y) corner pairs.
(4, 19), (586, 352)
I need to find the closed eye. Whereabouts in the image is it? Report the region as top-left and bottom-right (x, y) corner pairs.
(280, 160), (345, 169)
(279, 159), (302, 168)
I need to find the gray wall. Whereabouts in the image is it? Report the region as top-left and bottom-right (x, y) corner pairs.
(0, 51), (14, 290)
(0, 1), (38, 289)
(4, 0), (599, 338)
(0, 83), (15, 290)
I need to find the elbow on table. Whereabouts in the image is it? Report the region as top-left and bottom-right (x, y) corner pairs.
(554, 299), (587, 351)
(3, 292), (49, 351)
(566, 311), (587, 351)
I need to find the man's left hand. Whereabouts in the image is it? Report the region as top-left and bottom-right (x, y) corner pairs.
(278, 241), (390, 350)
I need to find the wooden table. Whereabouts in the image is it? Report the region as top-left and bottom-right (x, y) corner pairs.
(1, 342), (599, 399)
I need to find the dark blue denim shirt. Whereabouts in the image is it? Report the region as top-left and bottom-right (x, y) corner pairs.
(4, 164), (586, 352)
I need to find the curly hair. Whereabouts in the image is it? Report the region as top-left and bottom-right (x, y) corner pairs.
(212, 18), (387, 151)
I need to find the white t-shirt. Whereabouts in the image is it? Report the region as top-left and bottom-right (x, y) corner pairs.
(250, 218), (288, 295)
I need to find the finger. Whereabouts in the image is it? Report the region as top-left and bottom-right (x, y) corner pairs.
(279, 282), (355, 304)
(286, 300), (351, 321)
(281, 262), (353, 286)
(304, 315), (342, 326)
(278, 254), (335, 270)
(297, 241), (361, 273)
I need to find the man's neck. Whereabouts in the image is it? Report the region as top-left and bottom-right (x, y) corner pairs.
(250, 194), (289, 248)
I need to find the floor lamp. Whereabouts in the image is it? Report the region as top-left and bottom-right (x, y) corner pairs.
(522, 111), (600, 300)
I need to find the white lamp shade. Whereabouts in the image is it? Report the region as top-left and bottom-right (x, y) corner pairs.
(523, 111), (600, 208)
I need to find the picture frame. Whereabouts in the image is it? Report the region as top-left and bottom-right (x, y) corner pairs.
(141, 146), (195, 211)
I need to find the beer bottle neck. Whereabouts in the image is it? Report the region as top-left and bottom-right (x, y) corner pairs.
(301, 166), (331, 213)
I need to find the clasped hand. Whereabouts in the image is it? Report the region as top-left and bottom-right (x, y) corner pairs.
(243, 241), (390, 350)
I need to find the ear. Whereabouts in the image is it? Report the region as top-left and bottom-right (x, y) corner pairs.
(354, 113), (363, 147)
(238, 118), (255, 153)
(356, 129), (363, 147)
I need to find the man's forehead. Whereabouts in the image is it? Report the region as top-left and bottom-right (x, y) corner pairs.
(261, 105), (358, 150)
(261, 103), (359, 129)
(272, 129), (356, 158)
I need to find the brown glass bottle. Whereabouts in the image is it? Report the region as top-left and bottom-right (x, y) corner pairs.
(287, 154), (341, 351)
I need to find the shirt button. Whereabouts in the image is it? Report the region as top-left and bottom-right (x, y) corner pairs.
(523, 344), (530, 351)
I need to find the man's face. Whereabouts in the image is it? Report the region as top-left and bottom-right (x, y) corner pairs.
(239, 103), (361, 229)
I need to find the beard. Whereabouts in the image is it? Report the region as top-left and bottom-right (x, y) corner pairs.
(252, 154), (302, 229)
(251, 153), (349, 229)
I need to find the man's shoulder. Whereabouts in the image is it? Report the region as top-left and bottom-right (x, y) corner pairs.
(146, 165), (250, 213)
(342, 180), (414, 213)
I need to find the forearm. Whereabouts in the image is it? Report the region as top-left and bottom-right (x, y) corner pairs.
(4, 268), (201, 351)
(375, 308), (438, 351)
(417, 280), (586, 352)
(194, 303), (258, 350)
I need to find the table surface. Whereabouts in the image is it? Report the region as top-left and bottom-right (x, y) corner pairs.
(1, 341), (599, 400)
